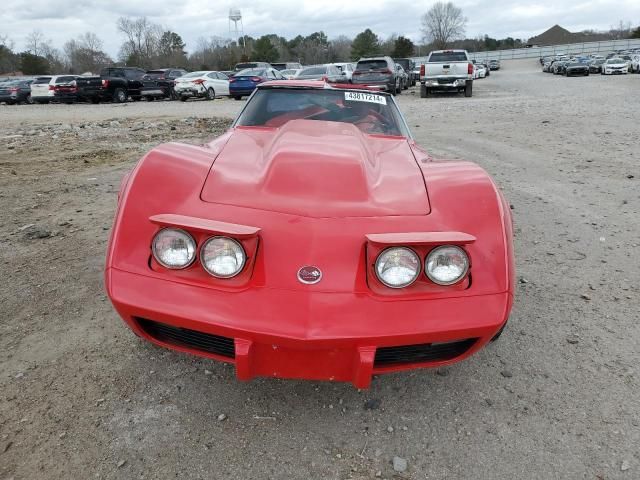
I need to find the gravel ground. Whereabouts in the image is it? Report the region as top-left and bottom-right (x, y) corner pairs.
(1, 60), (638, 480)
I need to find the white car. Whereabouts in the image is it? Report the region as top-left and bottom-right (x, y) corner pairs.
(280, 68), (301, 80)
(328, 62), (355, 81)
(30, 75), (77, 104)
(629, 54), (640, 73)
(174, 71), (230, 101)
(475, 64), (487, 78)
(601, 58), (628, 75)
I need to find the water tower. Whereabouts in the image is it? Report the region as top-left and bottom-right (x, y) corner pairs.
(229, 8), (245, 50)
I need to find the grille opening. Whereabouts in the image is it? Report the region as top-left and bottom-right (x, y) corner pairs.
(374, 338), (476, 367)
(137, 318), (235, 358)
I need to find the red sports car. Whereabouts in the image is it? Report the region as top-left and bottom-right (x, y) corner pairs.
(105, 81), (515, 388)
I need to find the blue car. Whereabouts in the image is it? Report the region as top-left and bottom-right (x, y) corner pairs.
(229, 68), (285, 100)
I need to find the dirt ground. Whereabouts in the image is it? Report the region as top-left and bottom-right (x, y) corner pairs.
(1, 61), (638, 480)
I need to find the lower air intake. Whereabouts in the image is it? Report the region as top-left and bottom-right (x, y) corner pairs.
(137, 318), (235, 358)
(374, 338), (477, 367)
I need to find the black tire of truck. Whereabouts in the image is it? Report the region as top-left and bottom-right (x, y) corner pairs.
(179, 96), (188, 102)
(90, 97), (100, 104)
(420, 84), (427, 98)
(464, 81), (473, 97)
(113, 88), (127, 103)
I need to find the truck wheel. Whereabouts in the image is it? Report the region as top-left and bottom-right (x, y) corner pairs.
(206, 87), (216, 100)
(179, 96), (188, 102)
(464, 82), (473, 97)
(144, 96), (154, 102)
(233, 96), (242, 100)
(113, 89), (127, 103)
(420, 84), (427, 98)
(90, 97), (100, 104)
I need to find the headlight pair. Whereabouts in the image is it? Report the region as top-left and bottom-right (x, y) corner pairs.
(375, 245), (469, 288)
(152, 228), (246, 278)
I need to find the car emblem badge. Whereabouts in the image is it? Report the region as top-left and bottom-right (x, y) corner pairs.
(297, 266), (322, 284)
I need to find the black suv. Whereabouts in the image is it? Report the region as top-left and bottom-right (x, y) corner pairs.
(140, 68), (189, 101)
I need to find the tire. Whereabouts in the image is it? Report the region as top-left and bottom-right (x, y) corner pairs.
(396, 80), (402, 95)
(464, 81), (472, 97)
(144, 96), (154, 101)
(131, 95), (141, 101)
(490, 322), (507, 342)
(179, 96), (188, 102)
(36, 100), (48, 104)
(113, 88), (127, 103)
(233, 96), (242, 101)
(206, 87), (216, 100)
(90, 97), (100, 104)
(420, 84), (427, 98)
(585, 72), (589, 76)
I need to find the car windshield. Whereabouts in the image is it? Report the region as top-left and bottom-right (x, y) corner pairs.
(297, 67), (326, 76)
(182, 71), (207, 78)
(567, 63), (582, 67)
(429, 52), (467, 62)
(33, 77), (52, 84)
(607, 59), (623, 64)
(356, 60), (388, 71)
(236, 68), (266, 77)
(235, 88), (409, 137)
(56, 76), (76, 84)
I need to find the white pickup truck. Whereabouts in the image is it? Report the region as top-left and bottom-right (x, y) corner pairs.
(420, 49), (474, 98)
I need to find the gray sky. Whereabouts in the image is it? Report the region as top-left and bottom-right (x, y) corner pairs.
(4, 0), (640, 56)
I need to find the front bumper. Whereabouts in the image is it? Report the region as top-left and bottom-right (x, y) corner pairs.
(106, 267), (511, 388)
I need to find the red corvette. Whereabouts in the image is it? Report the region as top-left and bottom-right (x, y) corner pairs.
(105, 80), (514, 388)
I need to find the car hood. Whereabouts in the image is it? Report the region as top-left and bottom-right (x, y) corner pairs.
(200, 120), (430, 218)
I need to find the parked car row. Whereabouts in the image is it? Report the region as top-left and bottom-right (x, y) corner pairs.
(542, 52), (637, 76)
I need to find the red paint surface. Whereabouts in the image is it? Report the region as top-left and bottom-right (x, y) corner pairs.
(105, 106), (515, 388)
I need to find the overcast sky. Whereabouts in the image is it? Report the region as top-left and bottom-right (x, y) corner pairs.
(4, 0), (640, 57)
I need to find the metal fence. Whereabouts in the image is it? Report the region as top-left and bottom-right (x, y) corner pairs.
(411, 38), (640, 64)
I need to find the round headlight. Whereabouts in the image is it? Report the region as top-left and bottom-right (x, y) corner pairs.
(152, 228), (196, 269)
(425, 245), (469, 285)
(375, 247), (420, 288)
(200, 237), (246, 278)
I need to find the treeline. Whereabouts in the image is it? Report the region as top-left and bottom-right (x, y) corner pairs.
(2, 13), (639, 75)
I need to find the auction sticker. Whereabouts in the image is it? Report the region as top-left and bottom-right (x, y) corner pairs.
(344, 91), (387, 105)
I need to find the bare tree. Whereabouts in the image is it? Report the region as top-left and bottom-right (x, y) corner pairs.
(421, 2), (467, 49)
(116, 16), (163, 67)
(25, 30), (46, 56)
(64, 32), (112, 73)
(610, 20), (632, 39)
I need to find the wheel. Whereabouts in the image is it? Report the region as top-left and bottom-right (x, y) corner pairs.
(490, 323), (507, 342)
(113, 88), (127, 103)
(233, 96), (242, 100)
(396, 80), (402, 94)
(131, 95), (141, 101)
(36, 100), (48, 104)
(403, 79), (408, 90)
(585, 72), (589, 76)
(420, 84), (427, 98)
(206, 87), (216, 100)
(464, 81), (472, 97)
(23, 94), (34, 105)
(179, 96), (188, 102)
(90, 97), (100, 104)
(169, 89), (178, 100)
(144, 96), (154, 101)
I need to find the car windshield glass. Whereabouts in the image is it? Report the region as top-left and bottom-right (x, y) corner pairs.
(356, 60), (388, 71)
(235, 88), (408, 137)
(33, 77), (52, 84)
(607, 59), (623, 63)
(298, 67), (326, 76)
(429, 52), (467, 62)
(235, 69), (266, 77)
(567, 63), (582, 67)
(56, 76), (76, 83)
